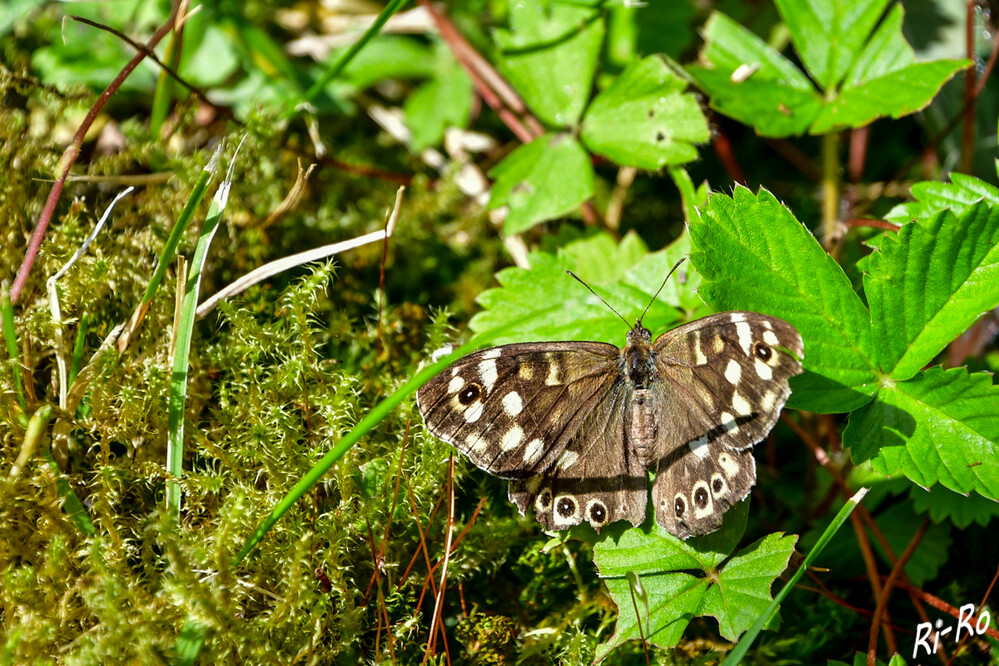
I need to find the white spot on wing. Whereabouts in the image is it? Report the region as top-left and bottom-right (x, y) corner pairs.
(524, 438), (545, 465)
(730, 312), (746, 323)
(466, 434), (487, 456)
(763, 330), (779, 346)
(720, 412), (738, 434)
(732, 391), (752, 416)
(713, 336), (725, 354)
(501, 425), (524, 451)
(688, 435), (710, 459)
(718, 452), (739, 477)
(481, 348), (502, 360)
(693, 331), (708, 365)
(754, 357), (773, 381)
(479, 359), (498, 392)
(735, 322), (753, 355)
(464, 402), (483, 423)
(502, 391), (523, 417)
(545, 361), (560, 386)
(761, 390), (777, 412)
(448, 375), (465, 394)
(724, 359), (741, 385)
(557, 451), (579, 471)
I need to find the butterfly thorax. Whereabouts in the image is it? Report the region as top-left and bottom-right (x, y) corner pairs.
(624, 324), (656, 389)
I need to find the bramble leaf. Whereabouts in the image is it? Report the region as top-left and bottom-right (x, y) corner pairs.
(843, 366), (999, 500)
(494, 1), (603, 128)
(865, 201), (999, 379)
(690, 187), (878, 412)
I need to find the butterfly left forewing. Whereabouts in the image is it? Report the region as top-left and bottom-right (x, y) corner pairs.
(650, 311), (803, 538)
(416, 342), (620, 478)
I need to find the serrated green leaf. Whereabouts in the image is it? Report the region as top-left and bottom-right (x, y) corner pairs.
(594, 503), (793, 655)
(886, 174), (999, 223)
(812, 59), (969, 133)
(469, 232), (698, 345)
(865, 202), (999, 379)
(774, 0), (891, 90)
(910, 485), (999, 529)
(843, 366), (999, 500)
(687, 12), (822, 138)
(597, 573), (704, 658)
(494, 1), (603, 127)
(580, 56), (709, 169)
(488, 133), (593, 234)
(404, 56), (473, 152)
(700, 532), (798, 641)
(809, 6), (968, 133)
(690, 186), (878, 412)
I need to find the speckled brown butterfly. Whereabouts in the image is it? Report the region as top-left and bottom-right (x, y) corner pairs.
(416, 260), (803, 539)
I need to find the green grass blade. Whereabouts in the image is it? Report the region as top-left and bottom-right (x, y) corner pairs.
(166, 141), (241, 519)
(141, 148), (219, 309)
(721, 487), (869, 665)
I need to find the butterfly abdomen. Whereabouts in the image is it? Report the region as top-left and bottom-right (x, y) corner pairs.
(627, 389), (659, 467)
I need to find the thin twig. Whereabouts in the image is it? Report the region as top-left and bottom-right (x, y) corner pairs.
(867, 518), (930, 665)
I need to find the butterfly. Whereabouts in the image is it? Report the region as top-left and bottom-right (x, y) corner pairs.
(416, 262), (803, 539)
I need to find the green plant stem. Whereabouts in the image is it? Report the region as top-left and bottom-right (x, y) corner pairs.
(1, 284), (28, 417)
(821, 130), (841, 255)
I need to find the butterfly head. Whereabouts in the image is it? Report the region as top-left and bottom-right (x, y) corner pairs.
(626, 322), (652, 345)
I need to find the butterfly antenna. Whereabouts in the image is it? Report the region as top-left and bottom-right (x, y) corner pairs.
(638, 257), (687, 325)
(566, 271), (632, 330)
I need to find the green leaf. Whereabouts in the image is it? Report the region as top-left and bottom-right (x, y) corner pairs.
(488, 133), (593, 234)
(774, 0), (891, 90)
(690, 187), (878, 412)
(865, 201), (999, 379)
(690, 6), (968, 137)
(910, 485), (999, 529)
(872, 502), (951, 586)
(469, 232), (700, 346)
(809, 6), (969, 133)
(593, 510), (796, 658)
(404, 54), (473, 152)
(700, 532), (798, 640)
(687, 12), (822, 138)
(843, 366), (999, 500)
(494, 1), (604, 127)
(886, 173), (999, 224)
(580, 56), (709, 169)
